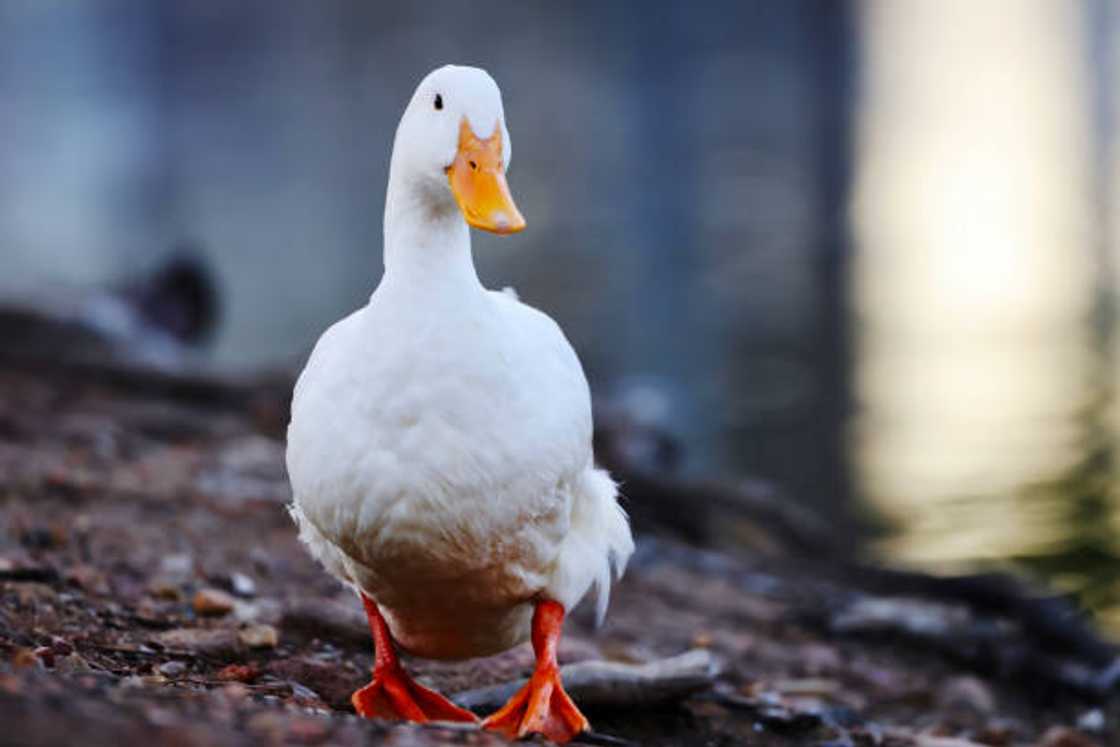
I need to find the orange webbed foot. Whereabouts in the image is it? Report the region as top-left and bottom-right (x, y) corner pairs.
(352, 592), (478, 725)
(482, 600), (589, 744)
(352, 666), (479, 723)
(481, 662), (589, 742)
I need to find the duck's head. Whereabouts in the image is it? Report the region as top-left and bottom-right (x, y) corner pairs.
(390, 65), (525, 235)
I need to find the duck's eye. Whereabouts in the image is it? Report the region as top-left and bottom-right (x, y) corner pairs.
(434, 94), (443, 111)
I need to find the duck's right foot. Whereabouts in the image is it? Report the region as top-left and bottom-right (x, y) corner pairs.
(481, 600), (589, 744)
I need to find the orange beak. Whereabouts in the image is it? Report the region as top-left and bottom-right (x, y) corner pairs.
(447, 118), (526, 234)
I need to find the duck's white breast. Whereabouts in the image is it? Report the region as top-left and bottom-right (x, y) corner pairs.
(286, 287), (593, 658)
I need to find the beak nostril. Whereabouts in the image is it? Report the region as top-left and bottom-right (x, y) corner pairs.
(469, 160), (478, 171)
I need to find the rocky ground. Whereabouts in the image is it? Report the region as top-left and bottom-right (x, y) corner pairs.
(1, 360), (1118, 747)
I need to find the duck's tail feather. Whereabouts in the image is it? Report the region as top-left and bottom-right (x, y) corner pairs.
(546, 467), (635, 625)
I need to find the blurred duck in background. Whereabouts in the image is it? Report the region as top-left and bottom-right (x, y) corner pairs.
(285, 66), (633, 743)
(0, 249), (218, 370)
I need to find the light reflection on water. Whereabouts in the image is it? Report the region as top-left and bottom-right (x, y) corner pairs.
(852, 1), (1120, 633)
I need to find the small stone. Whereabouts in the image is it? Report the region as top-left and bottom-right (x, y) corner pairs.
(193, 588), (236, 616)
(65, 564), (108, 595)
(230, 572), (256, 597)
(48, 637), (73, 656)
(11, 648), (40, 669)
(217, 663), (260, 683)
(54, 653), (94, 675)
(117, 675), (165, 690)
(135, 598), (175, 625)
(118, 675), (147, 690)
(914, 736), (987, 747)
(1039, 726), (1103, 747)
(975, 718), (1019, 746)
(238, 624), (278, 649)
(158, 660), (187, 677)
(289, 681), (322, 702)
(154, 628), (241, 657)
(1076, 710), (1105, 734)
(148, 580), (183, 601)
(159, 554), (194, 581)
(231, 599), (263, 624)
(936, 675), (995, 715)
(32, 646), (54, 668)
(235, 597), (282, 625)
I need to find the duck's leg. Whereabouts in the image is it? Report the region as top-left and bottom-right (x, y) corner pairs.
(351, 592), (479, 723)
(481, 600), (589, 743)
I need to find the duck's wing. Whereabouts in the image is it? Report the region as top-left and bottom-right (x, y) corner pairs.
(487, 290), (635, 623)
(285, 309), (370, 587)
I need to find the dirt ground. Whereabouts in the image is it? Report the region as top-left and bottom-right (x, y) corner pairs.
(1, 362), (1118, 747)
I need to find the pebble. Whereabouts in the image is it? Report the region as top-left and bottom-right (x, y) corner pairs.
(118, 675), (165, 690)
(193, 588), (236, 616)
(158, 661), (187, 677)
(48, 637), (73, 656)
(289, 681), (321, 702)
(217, 663), (259, 683)
(11, 648), (41, 669)
(148, 580), (183, 601)
(64, 564), (108, 595)
(54, 653), (94, 675)
(236, 597), (282, 625)
(118, 675), (147, 690)
(913, 736), (987, 747)
(230, 572), (256, 598)
(1077, 710), (1105, 734)
(975, 718), (1019, 746)
(238, 624), (279, 649)
(1039, 726), (1103, 747)
(936, 675), (995, 714)
(154, 628), (241, 657)
(159, 554), (194, 582)
(32, 647), (54, 668)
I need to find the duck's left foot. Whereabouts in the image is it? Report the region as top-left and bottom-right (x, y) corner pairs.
(353, 591), (479, 724)
(482, 600), (589, 744)
(352, 668), (479, 723)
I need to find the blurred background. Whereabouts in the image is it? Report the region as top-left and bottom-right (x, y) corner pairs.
(2, 1), (1120, 632)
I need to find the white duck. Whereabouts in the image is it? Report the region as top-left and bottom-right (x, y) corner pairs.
(285, 65), (633, 743)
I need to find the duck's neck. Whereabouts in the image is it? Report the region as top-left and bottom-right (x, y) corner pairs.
(381, 166), (482, 294)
